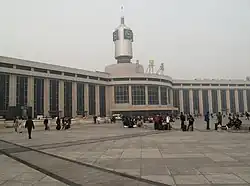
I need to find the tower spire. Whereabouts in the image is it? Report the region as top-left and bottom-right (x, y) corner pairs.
(121, 5), (124, 24)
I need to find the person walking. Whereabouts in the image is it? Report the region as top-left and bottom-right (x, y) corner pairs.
(180, 112), (186, 131)
(25, 117), (35, 139)
(44, 117), (49, 130)
(187, 114), (194, 131)
(204, 111), (210, 130)
(216, 112), (222, 130)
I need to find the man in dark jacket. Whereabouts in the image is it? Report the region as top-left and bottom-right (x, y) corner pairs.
(204, 111), (210, 130)
(180, 112), (186, 131)
(25, 117), (35, 139)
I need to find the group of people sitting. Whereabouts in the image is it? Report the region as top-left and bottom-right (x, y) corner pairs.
(122, 116), (144, 128)
(226, 114), (242, 130)
(56, 116), (71, 130)
(154, 114), (173, 130)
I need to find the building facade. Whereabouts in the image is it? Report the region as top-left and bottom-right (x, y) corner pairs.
(0, 16), (249, 118)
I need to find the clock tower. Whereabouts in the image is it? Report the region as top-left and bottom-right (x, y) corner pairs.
(113, 15), (134, 63)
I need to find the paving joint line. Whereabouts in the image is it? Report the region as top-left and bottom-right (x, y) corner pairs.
(29, 131), (167, 150)
(0, 139), (171, 186)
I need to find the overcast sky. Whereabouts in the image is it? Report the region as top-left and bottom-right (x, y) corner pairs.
(0, 0), (250, 79)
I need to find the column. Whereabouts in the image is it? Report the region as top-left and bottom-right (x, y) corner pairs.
(59, 80), (64, 117)
(199, 90), (203, 115)
(145, 85), (148, 105)
(235, 89), (239, 113)
(189, 90), (193, 114)
(166, 88), (169, 104)
(84, 84), (89, 115)
(170, 89), (173, 105)
(27, 76), (34, 118)
(226, 89), (230, 113)
(9, 74), (17, 106)
(208, 89), (213, 113)
(44, 78), (50, 117)
(179, 90), (184, 112)
(105, 86), (111, 116)
(129, 85), (132, 105)
(95, 85), (100, 116)
(243, 90), (248, 112)
(158, 86), (161, 105)
(217, 90), (222, 112)
(72, 82), (77, 117)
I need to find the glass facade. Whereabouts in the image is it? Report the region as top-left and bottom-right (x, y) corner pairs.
(238, 90), (244, 113)
(247, 90), (250, 112)
(64, 81), (72, 117)
(183, 89), (190, 114)
(193, 90), (199, 114)
(132, 85), (145, 105)
(221, 90), (227, 112)
(173, 89), (180, 109)
(88, 84), (96, 115)
(229, 89), (236, 113)
(0, 74), (9, 112)
(202, 90), (209, 114)
(148, 85), (159, 105)
(77, 83), (84, 115)
(49, 79), (59, 114)
(16, 76), (28, 107)
(114, 85), (129, 104)
(34, 78), (44, 117)
(99, 86), (106, 116)
(211, 89), (218, 113)
(160, 87), (168, 105)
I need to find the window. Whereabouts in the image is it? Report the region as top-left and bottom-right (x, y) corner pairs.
(193, 90), (200, 114)
(229, 89), (236, 113)
(99, 86), (106, 117)
(0, 74), (9, 111)
(173, 89), (180, 108)
(183, 89), (190, 114)
(114, 85), (129, 104)
(16, 76), (28, 107)
(211, 90), (218, 113)
(220, 90), (227, 112)
(64, 72), (75, 77)
(202, 90), (209, 114)
(160, 87), (168, 105)
(16, 65), (31, 71)
(148, 85), (159, 105)
(132, 85), (145, 105)
(50, 70), (61, 75)
(49, 79), (59, 115)
(77, 74), (87, 79)
(77, 83), (84, 115)
(34, 78), (44, 117)
(0, 62), (13, 68)
(88, 84), (96, 115)
(64, 81), (72, 117)
(238, 90), (244, 113)
(34, 68), (47, 73)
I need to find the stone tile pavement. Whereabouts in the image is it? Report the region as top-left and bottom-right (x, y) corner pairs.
(0, 154), (67, 186)
(0, 119), (250, 186)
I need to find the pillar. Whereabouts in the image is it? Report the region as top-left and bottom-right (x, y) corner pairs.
(59, 80), (64, 117)
(243, 90), (248, 112)
(44, 78), (50, 117)
(105, 86), (111, 116)
(95, 85), (100, 116)
(199, 90), (203, 115)
(235, 89), (239, 113)
(226, 89), (230, 113)
(158, 86), (161, 105)
(9, 74), (17, 106)
(129, 85), (132, 105)
(84, 84), (89, 116)
(145, 85), (148, 105)
(208, 89), (213, 113)
(27, 76), (34, 118)
(170, 89), (173, 105)
(179, 90), (184, 113)
(72, 82), (77, 117)
(189, 89), (193, 114)
(217, 90), (222, 112)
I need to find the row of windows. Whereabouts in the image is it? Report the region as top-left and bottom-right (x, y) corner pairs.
(175, 83), (249, 86)
(0, 62), (109, 81)
(114, 85), (172, 105)
(174, 89), (250, 114)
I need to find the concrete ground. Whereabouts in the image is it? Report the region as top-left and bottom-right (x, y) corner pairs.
(0, 118), (250, 186)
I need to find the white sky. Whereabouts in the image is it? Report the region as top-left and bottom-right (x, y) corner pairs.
(0, 0), (250, 79)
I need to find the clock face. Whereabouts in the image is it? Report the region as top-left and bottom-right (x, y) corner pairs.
(124, 29), (133, 41)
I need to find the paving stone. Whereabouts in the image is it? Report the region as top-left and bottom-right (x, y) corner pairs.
(168, 167), (201, 175)
(235, 174), (250, 183)
(204, 173), (247, 184)
(142, 175), (175, 185)
(174, 175), (210, 185)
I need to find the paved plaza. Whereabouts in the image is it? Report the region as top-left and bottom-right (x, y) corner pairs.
(0, 119), (250, 186)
